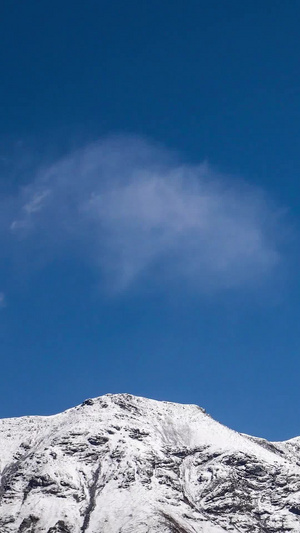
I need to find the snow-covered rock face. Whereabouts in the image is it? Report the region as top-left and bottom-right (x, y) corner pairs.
(1, 394), (300, 533)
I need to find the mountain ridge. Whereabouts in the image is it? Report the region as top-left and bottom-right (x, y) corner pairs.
(1, 393), (300, 532)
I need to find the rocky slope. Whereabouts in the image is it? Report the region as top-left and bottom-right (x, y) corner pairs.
(1, 394), (300, 532)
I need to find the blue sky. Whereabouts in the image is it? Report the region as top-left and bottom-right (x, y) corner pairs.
(1, 1), (300, 440)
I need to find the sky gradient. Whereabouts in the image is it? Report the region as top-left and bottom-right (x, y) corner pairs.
(1, 1), (300, 441)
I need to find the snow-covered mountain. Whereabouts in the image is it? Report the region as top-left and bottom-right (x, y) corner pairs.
(1, 394), (300, 533)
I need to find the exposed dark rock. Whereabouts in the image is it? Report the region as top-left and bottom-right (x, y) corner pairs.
(81, 399), (94, 407)
(87, 435), (109, 446)
(18, 515), (39, 532)
(289, 506), (300, 516)
(47, 520), (71, 533)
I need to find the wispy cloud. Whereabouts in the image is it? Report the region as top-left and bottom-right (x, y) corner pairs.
(3, 136), (284, 292)
(0, 293), (6, 308)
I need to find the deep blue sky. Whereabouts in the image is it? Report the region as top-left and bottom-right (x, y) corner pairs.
(1, 1), (300, 440)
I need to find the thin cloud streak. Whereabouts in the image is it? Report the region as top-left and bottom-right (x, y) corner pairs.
(0, 293), (6, 308)
(4, 136), (283, 292)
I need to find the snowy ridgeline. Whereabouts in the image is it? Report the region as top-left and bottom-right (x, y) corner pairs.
(1, 394), (300, 532)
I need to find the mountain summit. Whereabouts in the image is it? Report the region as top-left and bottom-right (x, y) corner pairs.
(1, 393), (300, 532)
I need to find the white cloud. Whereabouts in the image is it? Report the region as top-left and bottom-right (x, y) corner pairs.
(4, 136), (283, 292)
